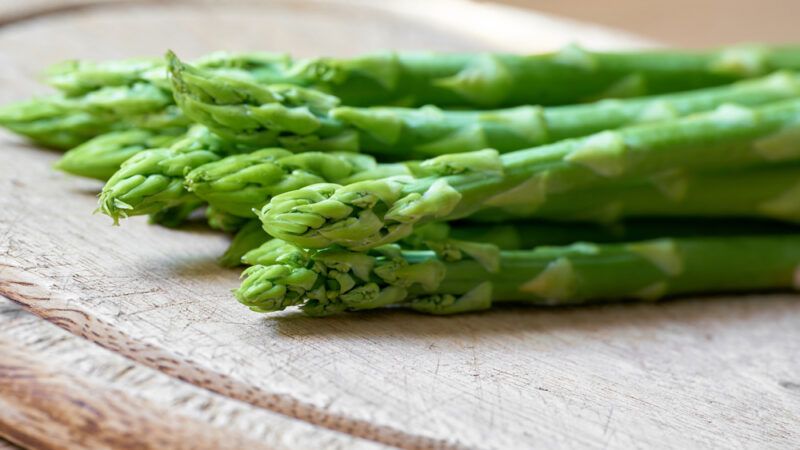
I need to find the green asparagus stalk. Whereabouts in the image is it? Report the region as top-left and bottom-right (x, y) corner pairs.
(45, 51), (293, 95)
(0, 88), (188, 150)
(206, 206), (252, 233)
(55, 45), (800, 108)
(169, 53), (800, 157)
(235, 234), (800, 316)
(0, 53), (299, 149)
(184, 150), (378, 218)
(148, 198), (205, 228)
(55, 128), (186, 180)
(97, 126), (245, 223)
(258, 99), (800, 250)
(405, 219), (800, 250)
(219, 220), (272, 267)
(240, 217), (800, 267)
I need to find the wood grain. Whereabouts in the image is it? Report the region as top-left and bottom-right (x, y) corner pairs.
(0, 340), (269, 450)
(0, 1), (797, 450)
(0, 297), (382, 450)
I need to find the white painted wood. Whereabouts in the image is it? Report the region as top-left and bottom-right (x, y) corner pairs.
(0, 1), (795, 449)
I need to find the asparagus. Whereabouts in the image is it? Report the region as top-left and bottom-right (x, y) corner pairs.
(55, 128), (186, 180)
(169, 53), (800, 157)
(0, 52), (299, 149)
(240, 217), (800, 268)
(219, 220), (271, 267)
(258, 99), (800, 250)
(148, 199), (204, 228)
(235, 234), (800, 316)
(45, 51), (294, 95)
(98, 126), (244, 222)
(59, 45), (800, 109)
(205, 206), (251, 233)
(185, 150), (378, 218)
(0, 88), (188, 149)
(405, 219), (800, 250)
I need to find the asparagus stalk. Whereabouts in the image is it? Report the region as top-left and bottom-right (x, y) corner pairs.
(406, 219), (800, 250)
(185, 150), (378, 218)
(0, 53), (298, 149)
(0, 89), (188, 150)
(148, 199), (205, 228)
(97, 126), (244, 222)
(219, 220), (272, 267)
(205, 206), (252, 233)
(235, 234), (800, 316)
(169, 53), (800, 157)
(55, 128), (186, 180)
(45, 51), (294, 95)
(239, 217), (800, 267)
(53, 45), (800, 108)
(258, 99), (800, 250)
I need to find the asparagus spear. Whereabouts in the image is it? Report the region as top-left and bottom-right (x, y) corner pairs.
(239, 217), (800, 267)
(169, 53), (800, 157)
(205, 206), (252, 233)
(235, 234), (800, 316)
(97, 126), (245, 222)
(0, 88), (188, 150)
(52, 45), (800, 108)
(45, 51), (294, 95)
(258, 99), (800, 250)
(185, 150), (378, 218)
(219, 220), (272, 268)
(405, 219), (800, 250)
(0, 53), (298, 149)
(55, 128), (186, 180)
(148, 199), (205, 228)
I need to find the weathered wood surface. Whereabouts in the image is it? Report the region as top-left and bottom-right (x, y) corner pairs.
(0, 1), (797, 449)
(0, 297), (381, 450)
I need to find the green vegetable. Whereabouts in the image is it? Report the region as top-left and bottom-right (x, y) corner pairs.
(0, 52), (299, 149)
(190, 45), (800, 108)
(259, 99), (800, 250)
(219, 220), (272, 267)
(235, 235), (800, 316)
(169, 52), (800, 157)
(148, 199), (204, 228)
(404, 219), (800, 250)
(185, 150), (377, 218)
(45, 51), (294, 95)
(98, 126), (243, 223)
(0, 89), (188, 149)
(55, 128), (186, 180)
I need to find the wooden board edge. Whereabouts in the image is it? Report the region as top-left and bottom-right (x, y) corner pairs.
(0, 335), (272, 450)
(0, 263), (461, 450)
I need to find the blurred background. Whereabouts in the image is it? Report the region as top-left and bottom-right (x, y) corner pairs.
(498, 0), (799, 46)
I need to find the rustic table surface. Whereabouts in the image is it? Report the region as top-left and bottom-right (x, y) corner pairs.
(0, 1), (798, 449)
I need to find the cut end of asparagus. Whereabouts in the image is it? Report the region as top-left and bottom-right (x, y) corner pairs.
(258, 177), (461, 250)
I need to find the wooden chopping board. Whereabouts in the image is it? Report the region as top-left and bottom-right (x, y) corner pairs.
(0, 1), (798, 449)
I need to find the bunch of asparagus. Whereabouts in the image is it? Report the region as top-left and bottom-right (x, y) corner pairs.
(5, 44), (800, 316)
